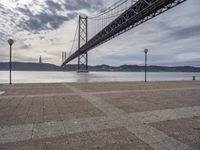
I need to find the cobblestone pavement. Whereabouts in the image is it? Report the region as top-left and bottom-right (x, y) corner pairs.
(0, 81), (200, 150)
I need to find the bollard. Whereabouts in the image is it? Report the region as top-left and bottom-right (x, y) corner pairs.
(193, 76), (196, 81)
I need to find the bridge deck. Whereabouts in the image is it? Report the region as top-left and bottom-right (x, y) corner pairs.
(0, 81), (200, 150)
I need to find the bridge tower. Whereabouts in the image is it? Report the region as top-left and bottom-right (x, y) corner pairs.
(78, 15), (88, 72)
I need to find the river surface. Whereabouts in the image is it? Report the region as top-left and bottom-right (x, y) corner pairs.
(0, 71), (199, 84)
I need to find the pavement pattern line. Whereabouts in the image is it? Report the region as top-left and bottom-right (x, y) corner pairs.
(91, 87), (200, 95)
(128, 106), (200, 123)
(0, 87), (200, 99)
(64, 84), (195, 150)
(0, 93), (76, 99)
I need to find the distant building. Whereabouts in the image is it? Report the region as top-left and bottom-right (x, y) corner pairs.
(39, 56), (42, 64)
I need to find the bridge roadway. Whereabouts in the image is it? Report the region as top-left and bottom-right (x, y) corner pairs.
(62, 0), (186, 67)
(0, 81), (200, 149)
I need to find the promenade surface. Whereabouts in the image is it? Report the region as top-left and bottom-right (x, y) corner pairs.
(0, 81), (200, 150)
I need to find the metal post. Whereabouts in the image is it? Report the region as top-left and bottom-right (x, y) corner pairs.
(9, 45), (12, 85)
(193, 76), (196, 81)
(145, 52), (147, 82)
(8, 39), (14, 85)
(144, 48), (148, 82)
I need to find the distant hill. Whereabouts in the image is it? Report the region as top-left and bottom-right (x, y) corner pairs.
(0, 62), (200, 72)
(0, 62), (60, 71)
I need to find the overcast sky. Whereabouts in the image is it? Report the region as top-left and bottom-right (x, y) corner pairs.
(0, 0), (200, 66)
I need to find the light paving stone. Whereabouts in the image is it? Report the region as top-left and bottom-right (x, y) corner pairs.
(63, 117), (120, 134)
(0, 124), (33, 144)
(128, 106), (200, 123)
(91, 87), (200, 95)
(0, 93), (76, 100)
(32, 121), (65, 139)
(0, 124), (33, 133)
(0, 130), (32, 145)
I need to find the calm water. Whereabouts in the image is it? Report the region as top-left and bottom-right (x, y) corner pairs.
(0, 71), (199, 84)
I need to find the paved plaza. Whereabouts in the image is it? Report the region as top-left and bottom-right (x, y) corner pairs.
(0, 81), (200, 150)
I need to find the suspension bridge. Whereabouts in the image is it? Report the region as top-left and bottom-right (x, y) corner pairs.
(61, 0), (186, 72)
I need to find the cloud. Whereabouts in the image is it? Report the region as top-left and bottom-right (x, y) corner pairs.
(170, 24), (200, 40)
(19, 12), (77, 32)
(16, 4), (78, 32)
(62, 0), (103, 11)
(46, 1), (62, 11)
(0, 31), (6, 40)
(15, 0), (103, 33)
(20, 44), (32, 50)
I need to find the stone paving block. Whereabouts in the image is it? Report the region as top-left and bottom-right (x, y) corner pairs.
(43, 114), (62, 123)
(0, 124), (33, 144)
(25, 116), (44, 124)
(55, 95), (104, 119)
(0, 130), (32, 144)
(0, 98), (12, 108)
(45, 140), (68, 150)
(32, 121), (65, 139)
(63, 117), (120, 134)
(5, 115), (27, 126)
(0, 141), (44, 150)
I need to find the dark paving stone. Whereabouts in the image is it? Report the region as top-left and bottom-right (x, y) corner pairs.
(150, 116), (200, 150)
(0, 128), (153, 150)
(98, 89), (200, 113)
(0, 95), (104, 126)
(54, 95), (104, 119)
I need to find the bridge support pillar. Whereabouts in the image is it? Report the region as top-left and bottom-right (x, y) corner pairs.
(78, 15), (88, 73)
